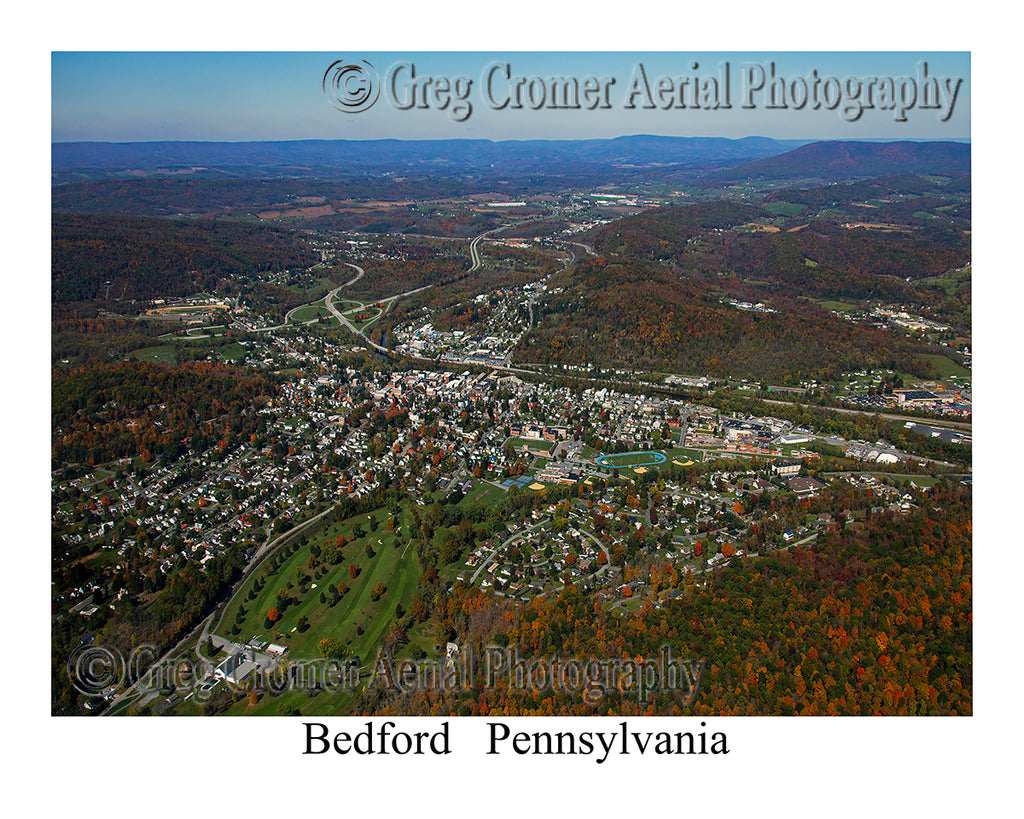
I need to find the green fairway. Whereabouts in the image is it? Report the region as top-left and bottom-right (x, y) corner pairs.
(218, 504), (421, 664)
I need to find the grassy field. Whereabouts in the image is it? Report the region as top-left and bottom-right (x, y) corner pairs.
(809, 298), (862, 312)
(921, 353), (971, 379)
(345, 307), (384, 332)
(663, 447), (702, 462)
(216, 342), (248, 362)
(284, 276), (339, 302)
(879, 473), (949, 487)
(288, 302), (332, 324)
(916, 265), (971, 297)
(763, 201), (807, 216)
(505, 437), (554, 453)
(129, 345), (178, 363)
(185, 325), (228, 337)
(461, 481), (508, 507)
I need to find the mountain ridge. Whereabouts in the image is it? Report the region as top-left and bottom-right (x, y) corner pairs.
(52, 135), (811, 172)
(713, 140), (971, 182)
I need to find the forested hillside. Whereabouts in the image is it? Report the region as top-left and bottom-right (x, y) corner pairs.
(52, 214), (318, 308)
(516, 256), (932, 382)
(363, 482), (971, 716)
(713, 140), (971, 181)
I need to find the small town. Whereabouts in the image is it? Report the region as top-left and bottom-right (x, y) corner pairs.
(53, 281), (970, 678)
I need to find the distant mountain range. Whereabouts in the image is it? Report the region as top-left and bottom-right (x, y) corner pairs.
(51, 135), (811, 173)
(52, 136), (972, 195)
(714, 140), (971, 182)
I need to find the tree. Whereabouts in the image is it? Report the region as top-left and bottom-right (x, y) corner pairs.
(318, 637), (348, 659)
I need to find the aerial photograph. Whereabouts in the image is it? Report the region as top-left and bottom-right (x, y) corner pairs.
(51, 50), (974, 725)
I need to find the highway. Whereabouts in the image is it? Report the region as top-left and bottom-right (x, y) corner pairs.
(760, 398), (971, 431)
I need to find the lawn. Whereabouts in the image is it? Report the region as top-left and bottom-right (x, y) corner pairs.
(916, 265), (970, 297)
(284, 276), (339, 302)
(879, 473), (950, 487)
(185, 325), (227, 337)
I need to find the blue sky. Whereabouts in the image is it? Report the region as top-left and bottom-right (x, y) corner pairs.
(52, 52), (970, 143)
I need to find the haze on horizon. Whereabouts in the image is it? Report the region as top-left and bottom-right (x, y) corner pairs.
(52, 51), (970, 144)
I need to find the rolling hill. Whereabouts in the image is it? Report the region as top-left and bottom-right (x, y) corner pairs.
(714, 140), (970, 182)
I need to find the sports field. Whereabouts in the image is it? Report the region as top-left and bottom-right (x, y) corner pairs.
(596, 450), (667, 468)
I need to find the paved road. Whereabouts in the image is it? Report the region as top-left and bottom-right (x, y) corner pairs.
(325, 263), (440, 353)
(325, 264), (388, 352)
(760, 398), (971, 431)
(570, 242), (599, 258)
(470, 519), (549, 585)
